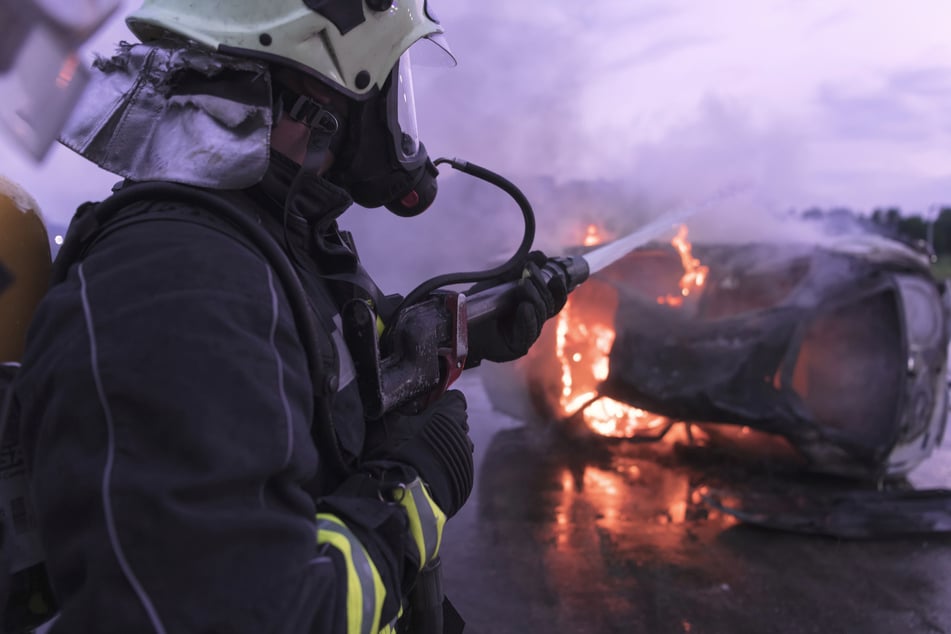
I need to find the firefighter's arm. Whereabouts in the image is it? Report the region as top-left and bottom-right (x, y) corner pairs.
(318, 390), (472, 632)
(315, 472), (449, 634)
(313, 512), (390, 634)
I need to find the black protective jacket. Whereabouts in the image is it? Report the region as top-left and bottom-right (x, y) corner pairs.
(14, 153), (411, 633)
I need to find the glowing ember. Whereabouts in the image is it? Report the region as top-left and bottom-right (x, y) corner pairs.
(658, 224), (708, 306)
(585, 399), (668, 437)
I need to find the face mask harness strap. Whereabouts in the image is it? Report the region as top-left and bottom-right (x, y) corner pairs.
(278, 91), (342, 264)
(279, 90), (343, 167)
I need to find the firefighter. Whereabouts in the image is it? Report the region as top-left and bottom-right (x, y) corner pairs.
(11, 1), (566, 632)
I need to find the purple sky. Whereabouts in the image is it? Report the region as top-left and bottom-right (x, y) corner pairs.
(414, 1), (951, 217)
(3, 0), (951, 237)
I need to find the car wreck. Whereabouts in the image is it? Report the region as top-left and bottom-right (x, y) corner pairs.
(480, 226), (951, 535)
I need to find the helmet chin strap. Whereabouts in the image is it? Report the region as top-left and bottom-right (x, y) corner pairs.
(279, 91), (343, 263)
(278, 91), (342, 171)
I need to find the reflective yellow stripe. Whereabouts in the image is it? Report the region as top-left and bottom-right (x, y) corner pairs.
(378, 604), (403, 634)
(316, 514), (386, 634)
(395, 478), (446, 569)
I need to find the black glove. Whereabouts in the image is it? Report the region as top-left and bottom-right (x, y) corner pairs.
(466, 250), (569, 365)
(364, 390), (474, 518)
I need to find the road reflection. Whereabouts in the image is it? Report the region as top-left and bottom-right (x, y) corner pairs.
(438, 373), (951, 634)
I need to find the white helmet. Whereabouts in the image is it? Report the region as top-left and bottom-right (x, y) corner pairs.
(127, 0), (454, 215)
(126, 0), (454, 100)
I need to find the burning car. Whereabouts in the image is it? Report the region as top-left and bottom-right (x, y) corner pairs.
(482, 225), (951, 482)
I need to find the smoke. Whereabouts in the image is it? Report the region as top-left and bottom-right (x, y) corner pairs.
(343, 94), (830, 294)
(341, 0), (951, 295)
(10, 0), (951, 276)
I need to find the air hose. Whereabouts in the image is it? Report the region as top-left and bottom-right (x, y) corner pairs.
(392, 158), (537, 315)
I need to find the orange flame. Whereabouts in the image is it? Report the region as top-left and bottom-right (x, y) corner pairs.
(583, 224), (603, 246)
(555, 296), (670, 437)
(555, 223), (707, 438)
(658, 224), (707, 306)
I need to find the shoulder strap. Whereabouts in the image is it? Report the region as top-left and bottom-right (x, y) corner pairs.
(54, 182), (354, 481)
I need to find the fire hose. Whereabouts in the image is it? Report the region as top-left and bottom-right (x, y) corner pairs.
(343, 158), (713, 421)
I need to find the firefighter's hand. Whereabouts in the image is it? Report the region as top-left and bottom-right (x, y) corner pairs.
(363, 391), (473, 575)
(467, 250), (568, 365)
(365, 390), (474, 519)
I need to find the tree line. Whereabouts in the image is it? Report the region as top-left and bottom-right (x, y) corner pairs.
(800, 206), (951, 257)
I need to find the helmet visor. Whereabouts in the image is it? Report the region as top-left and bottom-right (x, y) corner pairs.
(410, 31), (456, 68)
(389, 52), (420, 164)
(386, 32), (456, 166)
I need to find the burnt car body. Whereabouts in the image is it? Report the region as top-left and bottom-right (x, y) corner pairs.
(482, 233), (951, 481)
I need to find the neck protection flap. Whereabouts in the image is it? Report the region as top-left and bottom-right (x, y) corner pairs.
(59, 40), (273, 189)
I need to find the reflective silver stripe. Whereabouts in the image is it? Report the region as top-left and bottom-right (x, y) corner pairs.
(316, 516), (379, 634)
(79, 264), (168, 634)
(263, 264), (294, 467)
(331, 313), (357, 389)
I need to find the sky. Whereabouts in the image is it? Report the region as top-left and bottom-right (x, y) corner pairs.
(411, 0), (951, 217)
(3, 0), (951, 274)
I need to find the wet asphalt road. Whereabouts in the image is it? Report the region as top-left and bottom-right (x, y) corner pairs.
(440, 370), (951, 634)
(30, 371), (951, 634)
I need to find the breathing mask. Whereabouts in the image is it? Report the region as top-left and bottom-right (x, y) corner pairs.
(329, 52), (439, 217)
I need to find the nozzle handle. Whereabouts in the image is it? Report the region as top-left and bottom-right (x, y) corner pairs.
(465, 254), (589, 325)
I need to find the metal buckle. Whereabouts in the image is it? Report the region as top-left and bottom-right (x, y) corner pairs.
(286, 93), (339, 134)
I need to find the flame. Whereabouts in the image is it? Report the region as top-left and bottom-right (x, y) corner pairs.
(555, 223), (708, 438)
(555, 296), (670, 437)
(658, 224), (708, 306)
(583, 224), (604, 246)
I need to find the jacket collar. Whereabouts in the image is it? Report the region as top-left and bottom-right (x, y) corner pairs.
(251, 151), (352, 225)
(244, 151), (356, 261)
